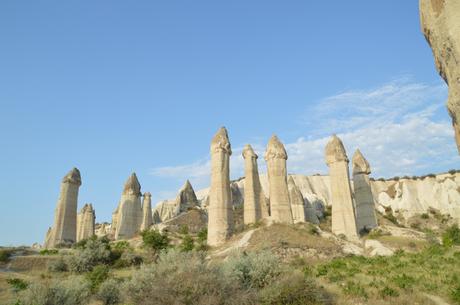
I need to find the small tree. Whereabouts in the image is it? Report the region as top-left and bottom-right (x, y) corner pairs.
(180, 235), (194, 252)
(141, 229), (169, 256)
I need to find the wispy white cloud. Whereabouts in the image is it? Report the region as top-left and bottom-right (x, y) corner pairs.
(150, 78), (459, 199)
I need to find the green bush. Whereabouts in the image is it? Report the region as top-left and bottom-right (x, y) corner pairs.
(222, 250), (282, 289)
(85, 265), (110, 291)
(7, 278), (28, 292)
(392, 273), (416, 290)
(342, 280), (368, 299)
(197, 227), (207, 243)
(451, 284), (460, 304)
(421, 213), (429, 219)
(18, 276), (91, 305)
(67, 238), (112, 273)
(39, 249), (59, 255)
(178, 225), (189, 235)
(179, 234), (194, 252)
(97, 279), (121, 305)
(141, 229), (169, 255)
(443, 225), (460, 247)
(379, 286), (399, 298)
(48, 256), (68, 272)
(0, 249), (13, 262)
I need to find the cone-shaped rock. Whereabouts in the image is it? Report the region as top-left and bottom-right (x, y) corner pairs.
(140, 192), (153, 231)
(420, 0), (460, 153)
(77, 203), (95, 242)
(115, 173), (143, 240)
(44, 167), (81, 248)
(265, 135), (293, 224)
(175, 180), (199, 213)
(325, 135), (359, 239)
(288, 176), (306, 223)
(352, 149), (378, 232)
(242, 144), (268, 225)
(207, 127), (234, 246)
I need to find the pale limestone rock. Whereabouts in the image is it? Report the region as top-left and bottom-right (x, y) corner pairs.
(175, 180), (199, 213)
(265, 135), (293, 224)
(364, 239), (394, 257)
(140, 192), (153, 231)
(115, 173), (142, 240)
(325, 135), (359, 240)
(242, 144), (268, 225)
(45, 168), (81, 248)
(207, 127), (234, 246)
(76, 204), (95, 242)
(352, 149), (378, 232)
(287, 176), (306, 223)
(420, 0), (460, 153)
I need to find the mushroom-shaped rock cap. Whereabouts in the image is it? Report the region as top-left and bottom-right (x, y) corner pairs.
(325, 135), (349, 165)
(242, 144), (258, 159)
(352, 149), (371, 175)
(210, 127), (232, 155)
(123, 173), (142, 196)
(264, 135), (288, 160)
(62, 167), (82, 185)
(143, 192), (152, 198)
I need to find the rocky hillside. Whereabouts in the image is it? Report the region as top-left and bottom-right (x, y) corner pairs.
(154, 171), (460, 223)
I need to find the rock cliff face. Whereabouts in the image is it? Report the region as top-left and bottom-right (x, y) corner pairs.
(420, 0), (460, 153)
(154, 172), (460, 223)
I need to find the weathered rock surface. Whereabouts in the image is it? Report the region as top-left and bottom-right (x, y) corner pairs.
(114, 173), (142, 240)
(265, 135), (293, 224)
(364, 239), (394, 257)
(420, 0), (460, 153)
(242, 144), (268, 225)
(207, 127), (234, 246)
(44, 168), (82, 248)
(287, 176), (306, 223)
(325, 135), (359, 240)
(352, 149), (378, 232)
(76, 203), (95, 242)
(140, 192), (153, 231)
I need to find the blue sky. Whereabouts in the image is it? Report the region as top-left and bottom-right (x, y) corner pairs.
(0, 1), (458, 245)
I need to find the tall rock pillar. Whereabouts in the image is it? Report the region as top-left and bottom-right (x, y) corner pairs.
(420, 0), (460, 153)
(115, 173), (142, 240)
(77, 203), (95, 242)
(287, 176), (306, 223)
(242, 144), (268, 225)
(45, 168), (81, 248)
(140, 192), (153, 231)
(265, 135), (293, 224)
(207, 127), (233, 246)
(352, 149), (378, 232)
(325, 135), (359, 240)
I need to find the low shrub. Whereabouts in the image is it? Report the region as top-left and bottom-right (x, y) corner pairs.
(97, 278), (121, 305)
(443, 225), (460, 247)
(39, 249), (59, 255)
(0, 249), (13, 262)
(48, 256), (68, 272)
(7, 278), (28, 292)
(379, 286), (399, 298)
(421, 213), (429, 219)
(85, 265), (110, 291)
(18, 276), (91, 305)
(179, 234), (194, 252)
(342, 280), (368, 299)
(67, 238), (112, 273)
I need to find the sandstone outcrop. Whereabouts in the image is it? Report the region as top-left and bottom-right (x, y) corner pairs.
(325, 135), (359, 240)
(420, 0), (460, 153)
(287, 176), (306, 223)
(265, 135), (293, 224)
(207, 127), (234, 246)
(44, 168), (82, 248)
(352, 149), (378, 232)
(114, 173), (142, 240)
(242, 144), (268, 224)
(140, 192), (153, 231)
(76, 203), (95, 242)
(175, 180), (199, 213)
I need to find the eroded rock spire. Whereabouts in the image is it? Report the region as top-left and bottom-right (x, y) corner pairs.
(265, 135), (293, 224)
(115, 172), (143, 240)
